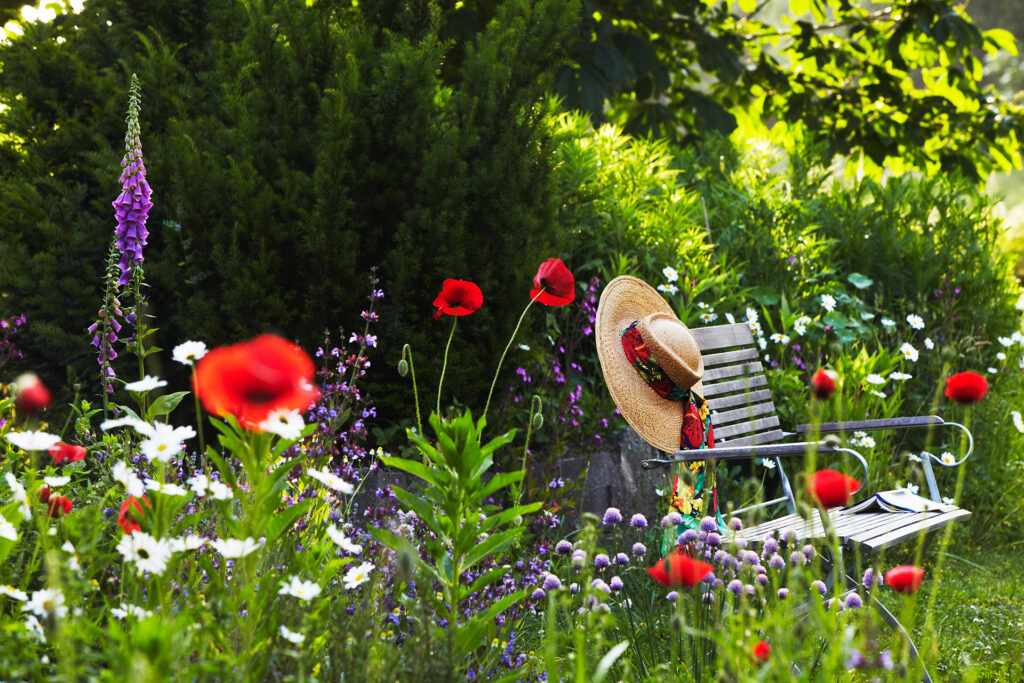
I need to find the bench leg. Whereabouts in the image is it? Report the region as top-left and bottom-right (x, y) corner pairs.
(870, 594), (933, 683)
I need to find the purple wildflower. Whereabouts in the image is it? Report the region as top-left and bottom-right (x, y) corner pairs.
(756, 574), (768, 586)
(728, 517), (743, 531)
(727, 579), (743, 595)
(615, 553), (629, 565)
(844, 593), (863, 609)
(555, 540), (573, 555)
(790, 551), (803, 566)
(777, 587), (789, 599)
(542, 574), (562, 591)
(631, 542), (647, 556)
(768, 554), (785, 570)
(878, 650), (894, 670)
(609, 576), (624, 591)
(569, 583), (579, 594)
(662, 512), (683, 527)
(705, 532), (722, 547)
(677, 529), (698, 545)
(531, 588), (546, 599)
(630, 513), (648, 528)
(594, 554), (611, 569)
(591, 579), (611, 595)
(699, 516), (717, 532)
(811, 580), (827, 595)
(112, 75), (152, 287)
(602, 507), (622, 525)
(762, 538), (779, 555)
(802, 544), (815, 559)
(572, 550), (586, 568)
(666, 591), (679, 602)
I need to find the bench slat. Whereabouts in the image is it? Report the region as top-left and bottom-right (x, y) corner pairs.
(717, 429), (788, 446)
(702, 375), (768, 398)
(715, 416), (780, 440)
(711, 401), (775, 426)
(703, 362), (764, 383)
(852, 509), (971, 554)
(690, 324), (755, 351)
(706, 389), (774, 411)
(702, 348), (759, 368)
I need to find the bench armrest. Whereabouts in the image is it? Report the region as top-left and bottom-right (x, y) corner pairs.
(641, 440), (870, 483)
(795, 415), (942, 436)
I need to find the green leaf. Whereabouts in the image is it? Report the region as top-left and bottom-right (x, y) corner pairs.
(847, 272), (873, 289)
(835, 327), (858, 344)
(479, 501), (543, 533)
(391, 487), (442, 533)
(737, 0), (756, 13)
(379, 455), (446, 488)
(145, 391), (189, 421)
(593, 641), (630, 683)
(464, 528), (522, 571)
(265, 499), (311, 542)
(823, 311), (848, 328)
(479, 470), (524, 500)
(750, 285), (780, 306)
(788, 0), (809, 16)
(454, 618), (492, 658)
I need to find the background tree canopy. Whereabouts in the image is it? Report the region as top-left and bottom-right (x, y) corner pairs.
(0, 0), (1021, 423)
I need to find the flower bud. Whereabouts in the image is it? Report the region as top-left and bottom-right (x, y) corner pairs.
(15, 374), (51, 414)
(940, 345), (957, 362)
(532, 412), (544, 430)
(810, 368), (838, 400)
(397, 359), (409, 377)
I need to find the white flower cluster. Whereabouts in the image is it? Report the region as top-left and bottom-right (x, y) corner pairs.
(848, 431), (876, 449)
(102, 417), (196, 464)
(656, 266), (680, 295)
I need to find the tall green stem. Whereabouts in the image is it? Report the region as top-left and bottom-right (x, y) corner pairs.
(483, 289), (544, 423)
(191, 365), (207, 475)
(436, 317), (458, 420)
(402, 344), (422, 435)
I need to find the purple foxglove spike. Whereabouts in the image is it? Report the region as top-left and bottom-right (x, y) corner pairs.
(91, 335), (100, 347)
(88, 322), (99, 334)
(108, 348), (118, 361)
(107, 331), (118, 344)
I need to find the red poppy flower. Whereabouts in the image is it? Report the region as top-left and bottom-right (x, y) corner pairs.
(944, 372), (987, 404)
(38, 487), (51, 504)
(751, 640), (771, 663)
(646, 549), (713, 589)
(193, 334), (319, 430)
(47, 495), (72, 518)
(432, 279), (483, 319)
(49, 442), (87, 465)
(14, 373), (51, 414)
(807, 469), (861, 508)
(810, 368), (837, 400)
(118, 496), (151, 535)
(530, 258), (575, 306)
(885, 565), (925, 594)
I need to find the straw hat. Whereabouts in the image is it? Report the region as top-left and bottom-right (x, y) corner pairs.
(596, 276), (705, 453)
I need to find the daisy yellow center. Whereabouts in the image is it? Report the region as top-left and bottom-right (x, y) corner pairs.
(43, 599), (53, 610)
(355, 572), (365, 581)
(157, 444), (167, 451)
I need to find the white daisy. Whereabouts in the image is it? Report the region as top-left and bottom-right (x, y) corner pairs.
(258, 409), (305, 441)
(208, 480), (234, 501)
(904, 483), (920, 496)
(699, 312), (718, 324)
(745, 307), (759, 323)
(100, 416), (152, 433)
(880, 318), (896, 329)
(307, 468), (354, 494)
(1, 585), (27, 601)
(725, 313), (736, 324)
(942, 496), (955, 506)
(24, 615), (45, 642)
(326, 525), (363, 554)
(22, 589), (67, 618)
(821, 294), (836, 312)
(870, 390), (886, 398)
(111, 462), (146, 498)
(1012, 410), (1024, 434)
(124, 375), (167, 393)
(171, 535), (206, 551)
(662, 266), (679, 282)
(117, 532), (173, 575)
(940, 452), (956, 465)
(5, 430), (61, 452)
(924, 338), (935, 350)
(1016, 292), (1024, 311)
(997, 352), (1007, 361)
(656, 284), (678, 295)
(111, 602), (153, 619)
(5, 473), (30, 519)
(0, 515), (17, 541)
(906, 314), (925, 330)
(172, 340), (208, 365)
(343, 561), (374, 590)
(988, 367), (999, 374)
(696, 302), (708, 310)
(760, 458), (776, 470)
(152, 482), (189, 497)
(280, 625), (306, 644)
(278, 576), (322, 601)
(909, 452), (924, 463)
(889, 372), (912, 381)
(899, 343), (919, 362)
(43, 475), (70, 487)
(748, 320), (762, 336)
(998, 336), (1014, 347)
(793, 315), (811, 336)
(864, 374), (886, 385)
(139, 423), (197, 463)
(187, 473), (210, 497)
(757, 337), (767, 350)
(209, 537), (259, 559)
(769, 333), (790, 346)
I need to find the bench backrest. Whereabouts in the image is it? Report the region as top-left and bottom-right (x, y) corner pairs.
(688, 323), (787, 446)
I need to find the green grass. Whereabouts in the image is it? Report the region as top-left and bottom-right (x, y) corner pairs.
(915, 539), (1024, 681)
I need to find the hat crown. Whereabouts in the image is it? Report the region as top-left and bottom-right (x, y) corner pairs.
(636, 312), (704, 391)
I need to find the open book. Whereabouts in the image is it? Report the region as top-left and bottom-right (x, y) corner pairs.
(843, 489), (945, 514)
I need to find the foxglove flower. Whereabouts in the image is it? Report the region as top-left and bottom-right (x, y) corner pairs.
(112, 75), (152, 287)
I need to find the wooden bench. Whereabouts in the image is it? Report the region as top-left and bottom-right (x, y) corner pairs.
(639, 322), (974, 682)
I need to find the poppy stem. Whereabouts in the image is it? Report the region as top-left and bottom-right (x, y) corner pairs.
(191, 365), (207, 476)
(402, 344), (422, 436)
(482, 289), (544, 426)
(437, 316), (457, 420)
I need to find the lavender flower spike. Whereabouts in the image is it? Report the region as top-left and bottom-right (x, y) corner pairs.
(113, 74), (152, 287)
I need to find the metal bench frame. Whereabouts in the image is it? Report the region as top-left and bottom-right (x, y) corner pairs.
(637, 322), (974, 682)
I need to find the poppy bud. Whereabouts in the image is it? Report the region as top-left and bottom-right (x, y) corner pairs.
(397, 359), (409, 377)
(810, 368), (838, 400)
(14, 374), (51, 414)
(940, 345), (957, 362)
(38, 487), (51, 504)
(532, 412), (544, 430)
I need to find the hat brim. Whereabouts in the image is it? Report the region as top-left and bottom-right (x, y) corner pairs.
(595, 276), (702, 454)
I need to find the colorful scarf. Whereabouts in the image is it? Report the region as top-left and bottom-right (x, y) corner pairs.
(621, 322), (722, 549)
